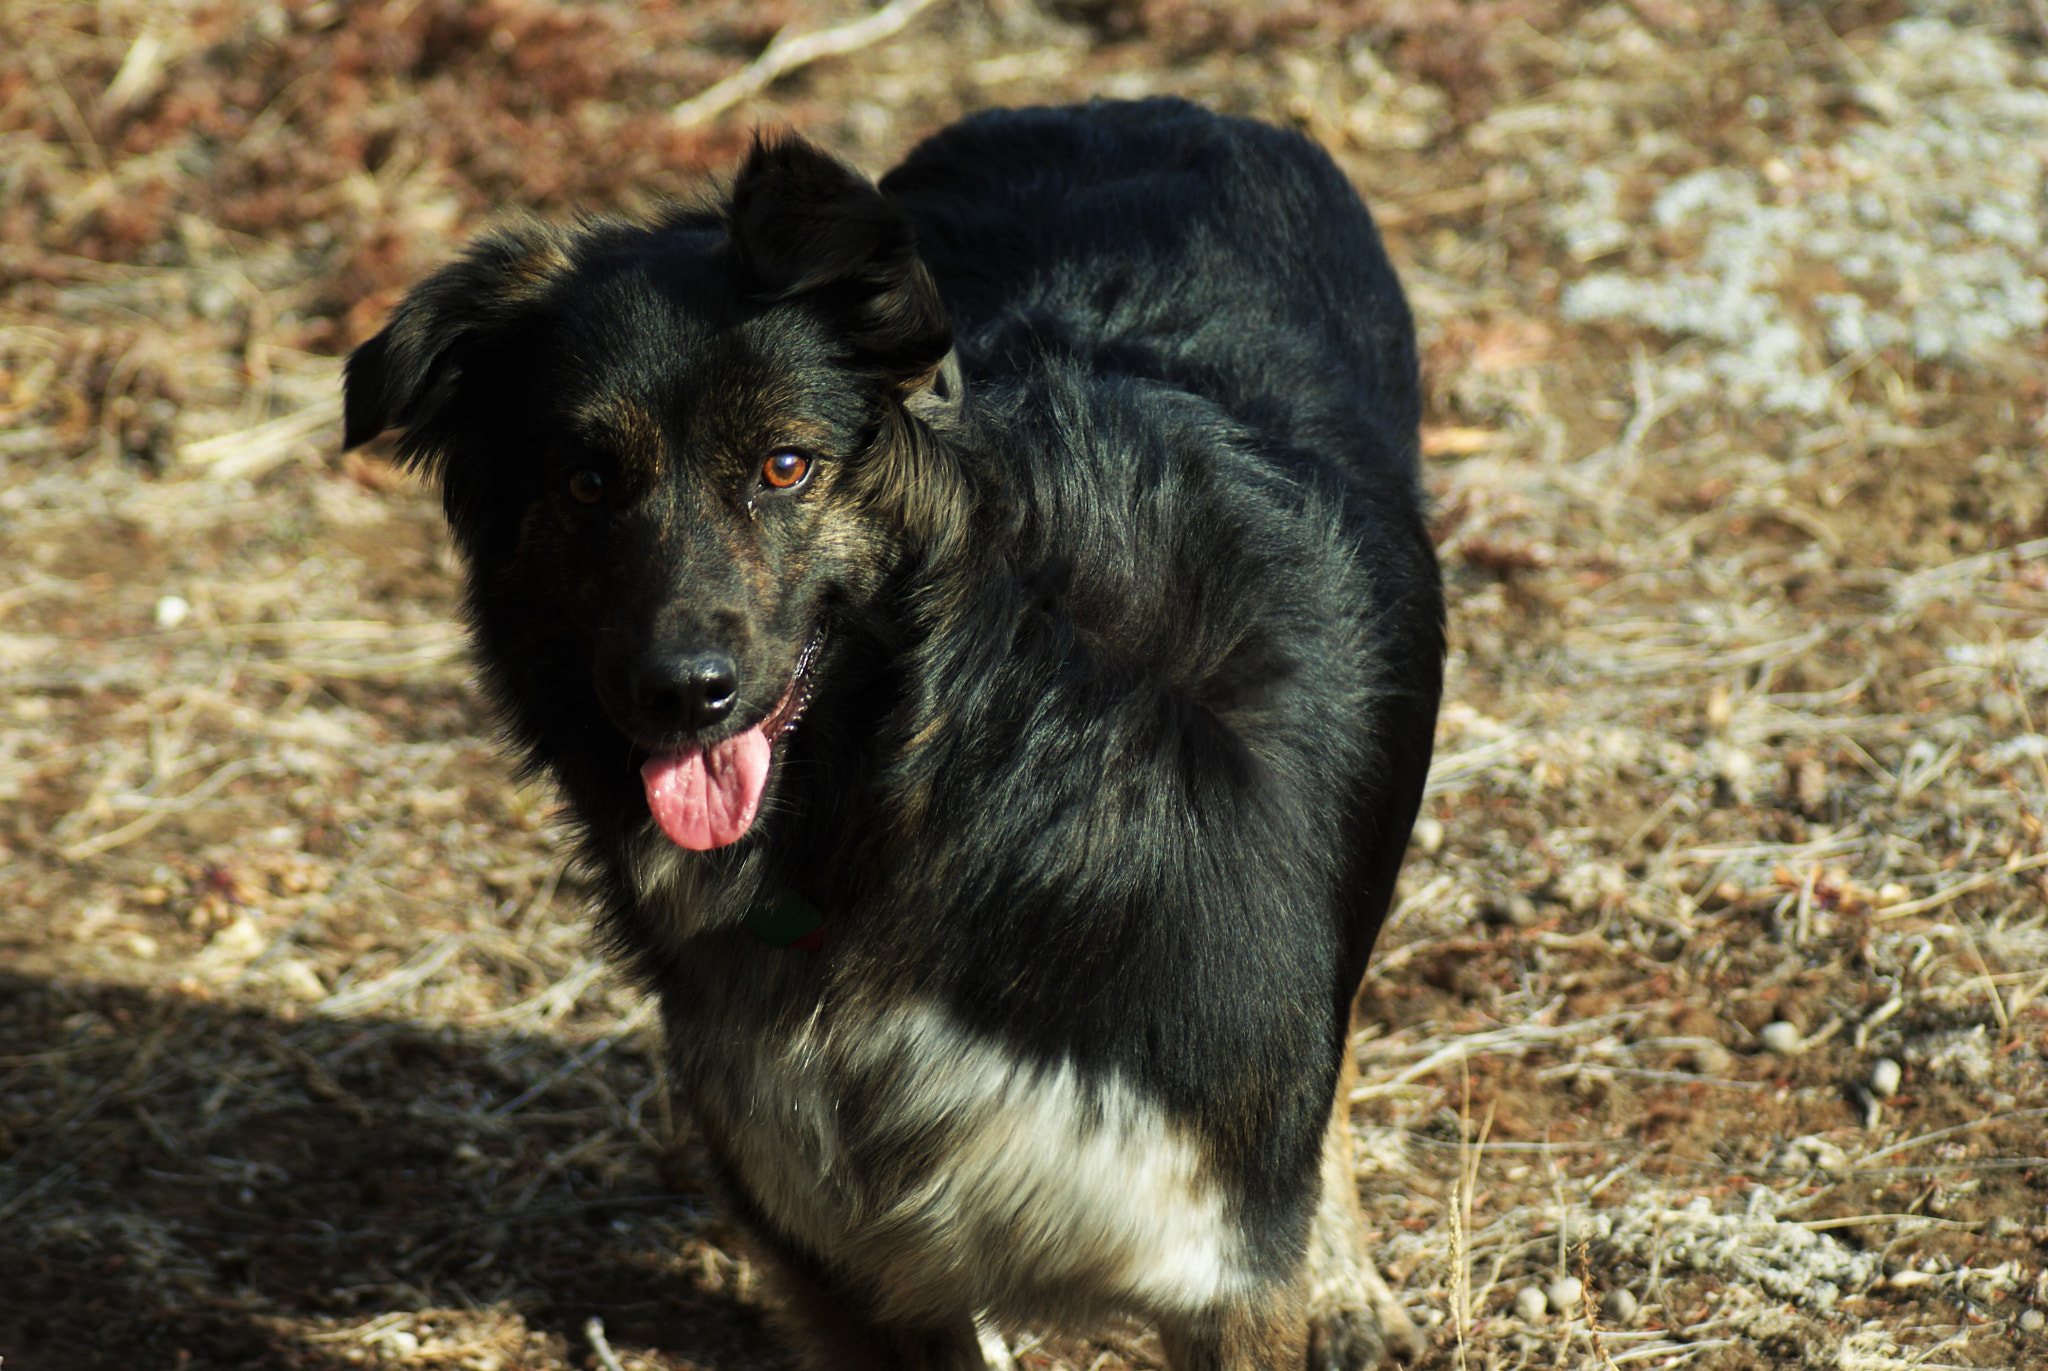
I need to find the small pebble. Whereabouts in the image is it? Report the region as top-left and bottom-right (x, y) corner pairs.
(2019, 1309), (2045, 1334)
(1759, 1020), (1803, 1056)
(1687, 1042), (1735, 1076)
(1484, 893), (1541, 928)
(1869, 1057), (1902, 1098)
(154, 593), (191, 630)
(1600, 1287), (1638, 1325)
(1411, 815), (1444, 855)
(1513, 1285), (1547, 1322)
(1800, 1135), (1851, 1176)
(1545, 1275), (1583, 1316)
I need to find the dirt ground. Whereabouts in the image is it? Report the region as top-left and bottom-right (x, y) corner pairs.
(3, 1), (2047, 1368)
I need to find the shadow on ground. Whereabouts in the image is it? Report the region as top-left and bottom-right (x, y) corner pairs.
(0, 972), (788, 1371)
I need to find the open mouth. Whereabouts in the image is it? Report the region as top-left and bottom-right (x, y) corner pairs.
(639, 632), (822, 852)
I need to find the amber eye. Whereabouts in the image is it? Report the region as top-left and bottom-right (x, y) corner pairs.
(761, 450), (811, 491)
(567, 470), (605, 505)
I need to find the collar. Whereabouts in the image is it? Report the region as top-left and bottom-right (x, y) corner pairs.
(744, 890), (828, 951)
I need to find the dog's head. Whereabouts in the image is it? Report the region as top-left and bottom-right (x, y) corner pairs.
(343, 136), (966, 851)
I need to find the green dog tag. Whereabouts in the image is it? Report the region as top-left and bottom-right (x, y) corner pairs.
(744, 892), (827, 949)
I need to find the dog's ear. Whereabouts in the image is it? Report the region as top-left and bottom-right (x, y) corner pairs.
(727, 135), (953, 395)
(343, 222), (573, 460)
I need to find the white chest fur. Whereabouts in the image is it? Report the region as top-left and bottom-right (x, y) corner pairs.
(670, 999), (1255, 1326)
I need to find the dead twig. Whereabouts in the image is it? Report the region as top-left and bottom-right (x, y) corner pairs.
(0, 1132), (120, 1223)
(177, 395), (341, 480)
(585, 1317), (629, 1371)
(55, 756), (270, 861)
(1875, 850), (2048, 920)
(490, 1012), (652, 1117)
(1353, 1006), (1637, 1100)
(671, 0), (947, 127)
(1852, 1107), (2048, 1172)
(1578, 1237), (1621, 1371)
(316, 933), (470, 1018)
(1889, 536), (2048, 623)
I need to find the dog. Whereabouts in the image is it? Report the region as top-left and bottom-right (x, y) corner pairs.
(344, 98), (1443, 1371)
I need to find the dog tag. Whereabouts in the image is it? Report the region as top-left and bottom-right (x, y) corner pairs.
(745, 892), (827, 950)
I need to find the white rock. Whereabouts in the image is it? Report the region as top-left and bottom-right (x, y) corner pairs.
(372, 1329), (419, 1357)
(272, 958), (329, 1002)
(1709, 741), (1756, 801)
(1789, 1135), (1851, 1176)
(1495, 893), (1541, 927)
(1546, 1275), (1583, 1315)
(1869, 1057), (1902, 1097)
(1760, 1020), (1803, 1056)
(154, 594), (191, 630)
(1514, 1285), (1548, 1322)
(1688, 1042), (1736, 1075)
(1600, 1287), (1638, 1325)
(2019, 1309), (2044, 1333)
(205, 914), (266, 961)
(1411, 815), (1444, 855)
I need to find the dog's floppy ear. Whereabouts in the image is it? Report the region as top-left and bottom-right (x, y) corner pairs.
(727, 135), (953, 395)
(342, 222), (573, 459)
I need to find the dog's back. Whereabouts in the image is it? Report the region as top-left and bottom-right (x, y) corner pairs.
(884, 99), (1421, 493)
(877, 99), (1442, 1011)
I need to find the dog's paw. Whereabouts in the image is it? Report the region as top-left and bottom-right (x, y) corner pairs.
(1306, 1306), (1387, 1371)
(1306, 1266), (1423, 1369)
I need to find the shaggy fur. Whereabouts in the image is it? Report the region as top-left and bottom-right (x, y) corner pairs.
(344, 98), (1443, 1370)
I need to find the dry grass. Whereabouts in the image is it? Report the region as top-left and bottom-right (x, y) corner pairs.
(3, 1), (2046, 1368)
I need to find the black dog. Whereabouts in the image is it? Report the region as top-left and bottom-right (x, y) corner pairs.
(345, 99), (1442, 1371)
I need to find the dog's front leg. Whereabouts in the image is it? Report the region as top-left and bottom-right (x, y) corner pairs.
(753, 1239), (994, 1371)
(1164, 1044), (1423, 1371)
(1156, 1288), (1311, 1371)
(1300, 1052), (1424, 1368)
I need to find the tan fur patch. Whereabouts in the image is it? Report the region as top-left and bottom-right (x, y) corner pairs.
(573, 397), (665, 487)
(501, 228), (574, 294)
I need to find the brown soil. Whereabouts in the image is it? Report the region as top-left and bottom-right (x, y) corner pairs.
(3, 2), (2045, 1368)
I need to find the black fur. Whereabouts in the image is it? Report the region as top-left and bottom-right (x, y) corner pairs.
(346, 99), (1442, 1370)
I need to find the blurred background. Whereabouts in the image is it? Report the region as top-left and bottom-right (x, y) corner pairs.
(2, 2), (2046, 1368)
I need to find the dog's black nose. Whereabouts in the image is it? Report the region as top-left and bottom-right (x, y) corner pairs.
(632, 652), (739, 733)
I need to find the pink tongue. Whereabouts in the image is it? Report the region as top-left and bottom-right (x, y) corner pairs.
(641, 727), (772, 851)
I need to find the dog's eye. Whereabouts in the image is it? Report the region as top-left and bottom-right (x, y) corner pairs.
(761, 450), (812, 492)
(567, 470), (606, 505)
